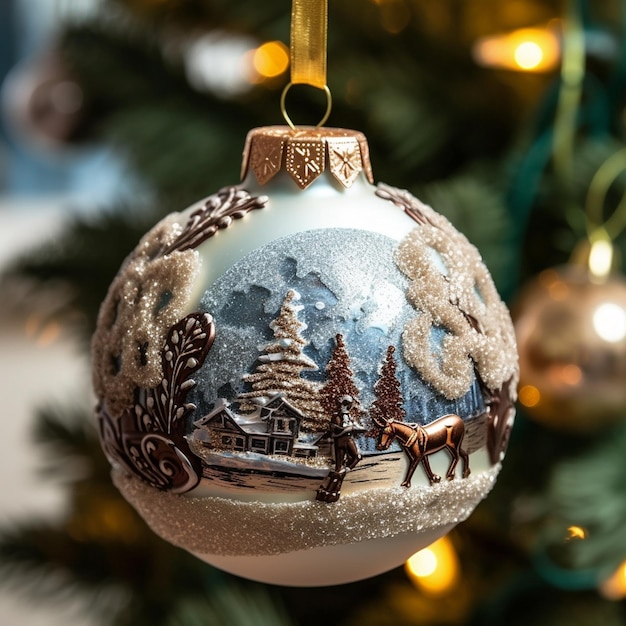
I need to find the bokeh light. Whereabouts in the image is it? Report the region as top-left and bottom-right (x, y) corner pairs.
(514, 41), (544, 69)
(600, 560), (626, 600)
(405, 536), (460, 594)
(519, 384), (541, 408)
(565, 525), (588, 541)
(473, 26), (560, 72)
(593, 302), (626, 343)
(250, 41), (289, 81)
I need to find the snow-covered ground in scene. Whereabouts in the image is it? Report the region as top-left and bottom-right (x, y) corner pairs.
(188, 441), (491, 503)
(189, 443), (332, 478)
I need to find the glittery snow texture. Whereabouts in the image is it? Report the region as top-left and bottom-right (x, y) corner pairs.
(92, 214), (200, 417)
(113, 465), (500, 557)
(385, 184), (518, 399)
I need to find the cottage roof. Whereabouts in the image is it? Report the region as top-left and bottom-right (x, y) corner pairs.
(261, 393), (305, 420)
(193, 398), (232, 428)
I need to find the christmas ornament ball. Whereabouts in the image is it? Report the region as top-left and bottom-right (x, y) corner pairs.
(93, 127), (518, 586)
(514, 263), (626, 432)
(2, 50), (87, 150)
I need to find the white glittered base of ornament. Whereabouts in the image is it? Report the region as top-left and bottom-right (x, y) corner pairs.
(114, 462), (500, 586)
(204, 526), (457, 587)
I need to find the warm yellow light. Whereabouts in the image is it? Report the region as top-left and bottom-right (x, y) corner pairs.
(547, 279), (569, 301)
(588, 238), (614, 279)
(566, 525), (588, 541)
(538, 268), (559, 287)
(405, 536), (459, 594)
(554, 364), (582, 386)
(593, 303), (626, 343)
(514, 41), (544, 70)
(25, 314), (61, 347)
(36, 321), (61, 347)
(251, 41), (289, 79)
(408, 548), (438, 576)
(519, 384), (541, 408)
(473, 26), (560, 73)
(24, 313), (41, 338)
(600, 560), (626, 600)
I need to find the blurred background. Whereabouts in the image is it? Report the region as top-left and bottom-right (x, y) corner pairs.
(2, 0), (626, 624)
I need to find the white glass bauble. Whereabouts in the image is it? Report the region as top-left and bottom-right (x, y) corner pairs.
(93, 127), (518, 586)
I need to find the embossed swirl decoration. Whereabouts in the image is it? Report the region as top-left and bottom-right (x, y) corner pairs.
(98, 313), (216, 493)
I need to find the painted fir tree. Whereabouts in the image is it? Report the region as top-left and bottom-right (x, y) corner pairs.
(238, 290), (325, 430)
(320, 333), (364, 420)
(370, 345), (406, 431)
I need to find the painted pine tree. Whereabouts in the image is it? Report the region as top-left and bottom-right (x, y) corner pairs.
(320, 333), (364, 421)
(370, 345), (406, 430)
(238, 290), (325, 430)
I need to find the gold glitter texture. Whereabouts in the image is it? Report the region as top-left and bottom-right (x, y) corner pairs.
(242, 126), (374, 189)
(113, 464), (500, 557)
(92, 216), (200, 417)
(93, 187), (268, 418)
(238, 290), (325, 430)
(377, 184), (518, 400)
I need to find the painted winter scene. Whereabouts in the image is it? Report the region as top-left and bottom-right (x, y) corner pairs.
(184, 228), (496, 502)
(95, 187), (516, 504)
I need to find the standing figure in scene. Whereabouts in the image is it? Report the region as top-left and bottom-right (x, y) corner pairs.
(332, 395), (364, 472)
(317, 395), (365, 503)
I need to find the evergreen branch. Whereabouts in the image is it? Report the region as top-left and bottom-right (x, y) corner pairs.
(58, 11), (518, 200)
(417, 172), (514, 290)
(60, 24), (272, 199)
(0, 519), (218, 626)
(0, 402), (221, 625)
(105, 0), (288, 37)
(168, 585), (295, 626)
(546, 421), (626, 577)
(0, 522), (128, 600)
(31, 405), (109, 483)
(32, 404), (95, 457)
(5, 210), (155, 340)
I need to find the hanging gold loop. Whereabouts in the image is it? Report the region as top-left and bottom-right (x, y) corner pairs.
(281, 0), (331, 129)
(280, 82), (332, 130)
(585, 147), (626, 241)
(290, 0), (328, 89)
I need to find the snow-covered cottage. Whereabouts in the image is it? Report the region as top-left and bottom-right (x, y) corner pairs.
(193, 394), (320, 458)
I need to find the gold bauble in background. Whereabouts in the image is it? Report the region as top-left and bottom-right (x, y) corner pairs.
(514, 263), (626, 432)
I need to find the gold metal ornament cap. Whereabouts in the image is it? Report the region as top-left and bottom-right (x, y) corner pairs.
(241, 126), (374, 190)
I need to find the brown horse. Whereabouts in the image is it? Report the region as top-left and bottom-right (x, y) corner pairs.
(373, 414), (470, 487)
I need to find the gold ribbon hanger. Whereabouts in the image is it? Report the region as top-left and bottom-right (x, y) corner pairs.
(281, 0), (332, 129)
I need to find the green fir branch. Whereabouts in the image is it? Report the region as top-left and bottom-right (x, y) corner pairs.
(0, 405), (226, 626)
(168, 586), (295, 626)
(417, 170), (514, 291)
(6, 209), (156, 339)
(544, 420), (626, 579)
